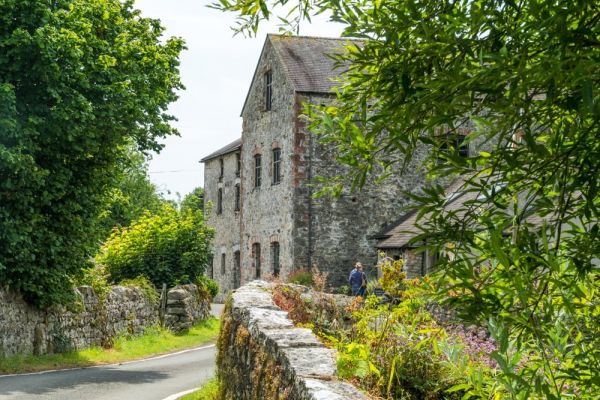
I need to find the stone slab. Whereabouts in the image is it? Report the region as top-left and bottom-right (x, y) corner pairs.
(281, 347), (337, 378)
(263, 328), (323, 348)
(246, 307), (294, 331)
(303, 379), (367, 400)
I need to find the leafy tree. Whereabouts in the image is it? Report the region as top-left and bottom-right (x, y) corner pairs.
(180, 186), (204, 214)
(0, 0), (184, 308)
(98, 146), (167, 239)
(97, 205), (214, 289)
(215, 0), (600, 397)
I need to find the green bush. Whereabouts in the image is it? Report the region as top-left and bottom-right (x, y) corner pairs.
(0, 0), (183, 308)
(286, 268), (314, 286)
(73, 264), (112, 301)
(196, 275), (219, 298)
(97, 205), (213, 288)
(119, 276), (160, 304)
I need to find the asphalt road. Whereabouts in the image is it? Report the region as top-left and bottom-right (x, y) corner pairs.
(0, 303), (226, 400)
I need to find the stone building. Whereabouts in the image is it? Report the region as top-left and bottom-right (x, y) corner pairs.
(202, 35), (467, 296)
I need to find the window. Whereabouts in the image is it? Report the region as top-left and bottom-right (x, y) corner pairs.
(217, 188), (223, 214)
(265, 70), (273, 111)
(221, 253), (226, 276)
(233, 251), (241, 288)
(254, 154), (262, 187)
(208, 255), (214, 279)
(235, 153), (241, 177)
(252, 243), (261, 278)
(439, 134), (468, 161)
(272, 148), (281, 184)
(234, 184), (241, 211)
(271, 242), (280, 276)
(218, 158), (224, 181)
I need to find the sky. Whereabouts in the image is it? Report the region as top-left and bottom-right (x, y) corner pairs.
(135, 0), (344, 200)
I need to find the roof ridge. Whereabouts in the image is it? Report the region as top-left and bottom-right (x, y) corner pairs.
(200, 137), (242, 162)
(267, 33), (364, 42)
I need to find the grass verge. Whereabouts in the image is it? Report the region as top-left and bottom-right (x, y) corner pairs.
(0, 318), (219, 375)
(180, 378), (220, 400)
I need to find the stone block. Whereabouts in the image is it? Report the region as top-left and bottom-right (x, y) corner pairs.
(281, 347), (337, 378)
(303, 379), (367, 400)
(167, 288), (189, 301)
(246, 308), (293, 331)
(232, 289), (279, 311)
(263, 328), (322, 349)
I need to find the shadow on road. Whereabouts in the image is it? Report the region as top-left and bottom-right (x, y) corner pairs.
(0, 367), (169, 397)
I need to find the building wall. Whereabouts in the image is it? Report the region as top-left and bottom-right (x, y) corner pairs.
(292, 93), (433, 286)
(204, 150), (241, 297)
(239, 39), (297, 285)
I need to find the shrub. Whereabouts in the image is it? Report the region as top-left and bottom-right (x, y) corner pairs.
(73, 264), (112, 301)
(286, 268), (313, 286)
(335, 293), (467, 399)
(196, 275), (219, 298)
(97, 205), (214, 288)
(272, 285), (311, 324)
(335, 285), (351, 296)
(119, 276), (160, 304)
(379, 258), (406, 298)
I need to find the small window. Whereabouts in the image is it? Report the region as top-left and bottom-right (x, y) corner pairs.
(233, 251), (241, 288)
(254, 154), (262, 187)
(439, 134), (468, 161)
(208, 255), (214, 279)
(235, 153), (241, 177)
(221, 253), (226, 276)
(217, 188), (223, 214)
(252, 243), (261, 278)
(271, 242), (280, 276)
(218, 158), (224, 181)
(265, 70), (273, 111)
(234, 184), (240, 211)
(272, 148), (281, 184)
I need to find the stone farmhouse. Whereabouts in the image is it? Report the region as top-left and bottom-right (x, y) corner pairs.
(201, 35), (472, 297)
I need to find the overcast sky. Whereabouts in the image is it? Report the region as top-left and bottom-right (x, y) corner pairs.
(135, 0), (343, 200)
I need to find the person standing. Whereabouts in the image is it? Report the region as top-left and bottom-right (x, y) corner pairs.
(349, 262), (367, 297)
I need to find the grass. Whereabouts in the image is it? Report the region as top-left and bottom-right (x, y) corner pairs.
(0, 318), (220, 375)
(180, 378), (220, 400)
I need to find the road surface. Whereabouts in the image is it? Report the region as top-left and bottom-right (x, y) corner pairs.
(0, 303), (226, 400)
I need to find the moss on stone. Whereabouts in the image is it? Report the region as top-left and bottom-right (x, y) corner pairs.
(217, 294), (294, 400)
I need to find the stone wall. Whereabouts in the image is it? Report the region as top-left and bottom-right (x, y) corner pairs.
(0, 284), (210, 357)
(217, 281), (365, 400)
(293, 93), (434, 287)
(163, 284), (211, 333)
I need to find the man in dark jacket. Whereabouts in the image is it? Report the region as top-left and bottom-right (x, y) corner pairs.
(349, 262), (366, 297)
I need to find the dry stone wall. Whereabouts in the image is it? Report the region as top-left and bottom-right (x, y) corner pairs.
(163, 284), (210, 333)
(0, 284), (210, 357)
(217, 281), (366, 400)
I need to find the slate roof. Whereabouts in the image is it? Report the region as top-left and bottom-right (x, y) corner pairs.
(270, 34), (361, 93)
(240, 34), (362, 116)
(376, 209), (420, 249)
(377, 180), (551, 249)
(200, 138), (242, 163)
